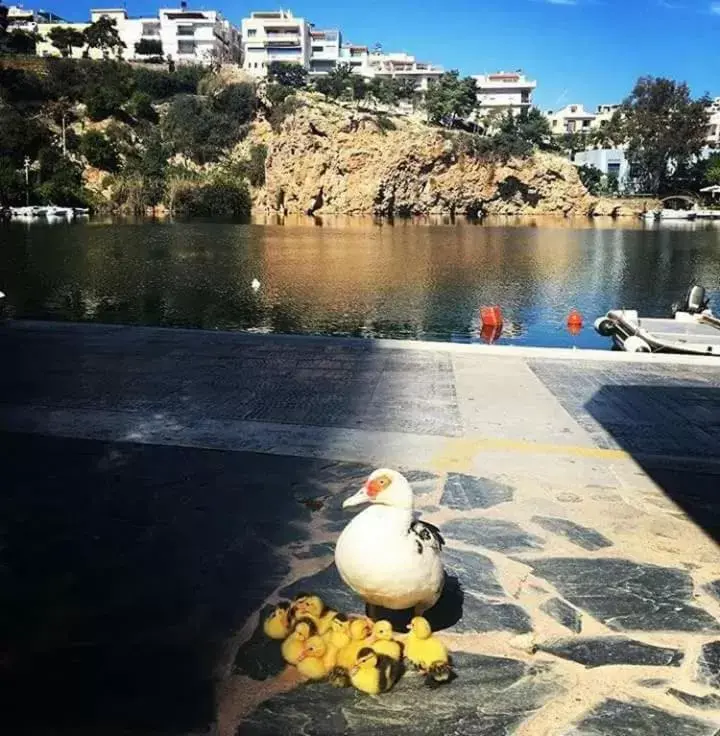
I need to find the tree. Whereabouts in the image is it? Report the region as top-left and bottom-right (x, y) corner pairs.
(134, 38), (162, 56)
(577, 164), (603, 194)
(622, 76), (710, 194)
(513, 108), (555, 150)
(4, 28), (41, 54)
(267, 61), (307, 89)
(367, 77), (398, 107)
(313, 63), (353, 99)
(704, 153), (720, 186)
(589, 110), (626, 149)
(213, 82), (257, 123)
(423, 71), (477, 127)
(83, 16), (125, 58)
(47, 25), (85, 57)
(80, 130), (120, 171)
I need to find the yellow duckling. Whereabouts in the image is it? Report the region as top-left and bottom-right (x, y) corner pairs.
(405, 616), (454, 687)
(289, 594), (337, 635)
(262, 601), (291, 640)
(296, 635), (338, 681)
(350, 647), (401, 695)
(323, 612), (351, 650)
(370, 620), (403, 661)
(328, 617), (374, 688)
(281, 617), (317, 666)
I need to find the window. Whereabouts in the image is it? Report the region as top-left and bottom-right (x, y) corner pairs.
(582, 120), (590, 128)
(178, 40), (196, 54)
(247, 29), (256, 36)
(142, 23), (160, 37)
(312, 45), (324, 52)
(177, 26), (194, 36)
(570, 105), (577, 113)
(607, 163), (621, 177)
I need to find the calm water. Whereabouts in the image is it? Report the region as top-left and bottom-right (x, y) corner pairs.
(2, 217), (720, 349)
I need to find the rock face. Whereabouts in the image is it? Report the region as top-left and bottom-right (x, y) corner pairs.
(253, 96), (596, 217)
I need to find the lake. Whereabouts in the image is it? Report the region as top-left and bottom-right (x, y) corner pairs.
(2, 216), (719, 349)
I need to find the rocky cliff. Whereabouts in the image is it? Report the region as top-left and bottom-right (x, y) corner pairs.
(247, 95), (596, 217)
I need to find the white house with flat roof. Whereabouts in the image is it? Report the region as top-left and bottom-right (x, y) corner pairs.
(546, 103), (597, 135)
(241, 10), (311, 75)
(473, 72), (536, 117)
(34, 5), (239, 64)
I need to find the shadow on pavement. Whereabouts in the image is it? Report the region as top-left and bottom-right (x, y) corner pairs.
(0, 325), (465, 735)
(584, 384), (720, 543)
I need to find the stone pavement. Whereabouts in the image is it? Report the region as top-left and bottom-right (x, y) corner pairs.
(1, 321), (719, 736)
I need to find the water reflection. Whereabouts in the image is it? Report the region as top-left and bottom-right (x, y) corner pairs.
(1, 218), (719, 349)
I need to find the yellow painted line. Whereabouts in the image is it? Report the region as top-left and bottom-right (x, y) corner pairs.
(428, 436), (631, 473)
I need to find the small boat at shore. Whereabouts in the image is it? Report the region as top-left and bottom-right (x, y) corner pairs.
(643, 208), (696, 222)
(595, 285), (720, 356)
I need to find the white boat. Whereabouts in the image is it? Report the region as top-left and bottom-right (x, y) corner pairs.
(595, 286), (720, 356)
(643, 208), (697, 222)
(10, 206), (42, 218)
(45, 205), (75, 218)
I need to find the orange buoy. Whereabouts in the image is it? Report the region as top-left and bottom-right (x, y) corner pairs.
(567, 309), (583, 330)
(480, 323), (503, 344)
(480, 306), (504, 328)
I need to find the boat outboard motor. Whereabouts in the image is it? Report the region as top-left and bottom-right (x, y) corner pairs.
(674, 285), (710, 315)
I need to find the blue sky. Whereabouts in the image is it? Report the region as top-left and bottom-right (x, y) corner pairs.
(46, 0), (719, 110)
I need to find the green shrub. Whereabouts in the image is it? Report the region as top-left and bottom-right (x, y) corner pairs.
(213, 82), (257, 123)
(131, 64), (206, 101)
(80, 130), (120, 171)
(134, 38), (162, 56)
(267, 61), (307, 89)
(163, 93), (249, 163)
(0, 64), (47, 103)
(577, 164), (603, 195)
(376, 114), (397, 133)
(0, 104), (48, 165)
(172, 179), (250, 218)
(268, 94), (301, 132)
(127, 90), (157, 122)
(34, 155), (88, 206)
(244, 143), (267, 187)
(266, 83), (293, 107)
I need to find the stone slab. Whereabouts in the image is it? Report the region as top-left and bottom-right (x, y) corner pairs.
(444, 518), (545, 554)
(532, 516), (613, 551)
(241, 651), (561, 735)
(540, 597), (583, 633)
(529, 558), (720, 632)
(538, 636), (683, 668)
(567, 698), (717, 736)
(439, 473), (514, 510)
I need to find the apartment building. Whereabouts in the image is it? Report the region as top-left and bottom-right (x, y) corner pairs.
(545, 103), (597, 135)
(33, 5), (240, 64)
(707, 98), (720, 148)
(473, 72), (536, 117)
(308, 28), (341, 75)
(241, 10), (311, 75)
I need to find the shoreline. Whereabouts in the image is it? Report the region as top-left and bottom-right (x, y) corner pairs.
(7, 319), (720, 366)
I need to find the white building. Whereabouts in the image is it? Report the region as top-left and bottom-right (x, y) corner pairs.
(473, 72), (536, 117)
(545, 103), (596, 135)
(34, 5), (240, 64)
(241, 10), (311, 76)
(308, 28), (341, 75)
(706, 97), (720, 148)
(574, 148), (629, 188)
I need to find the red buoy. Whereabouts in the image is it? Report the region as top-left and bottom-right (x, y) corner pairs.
(480, 306), (504, 328)
(567, 309), (583, 329)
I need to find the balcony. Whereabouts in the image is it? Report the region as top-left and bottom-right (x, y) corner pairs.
(264, 33), (301, 45)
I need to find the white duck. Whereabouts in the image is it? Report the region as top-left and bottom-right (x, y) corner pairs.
(335, 469), (445, 619)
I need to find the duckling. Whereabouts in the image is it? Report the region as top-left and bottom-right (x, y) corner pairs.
(281, 616), (317, 666)
(289, 594), (338, 634)
(262, 601), (291, 640)
(328, 617), (374, 688)
(323, 612), (351, 650)
(370, 620), (403, 661)
(296, 635), (338, 681)
(405, 616), (453, 687)
(349, 647), (401, 695)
